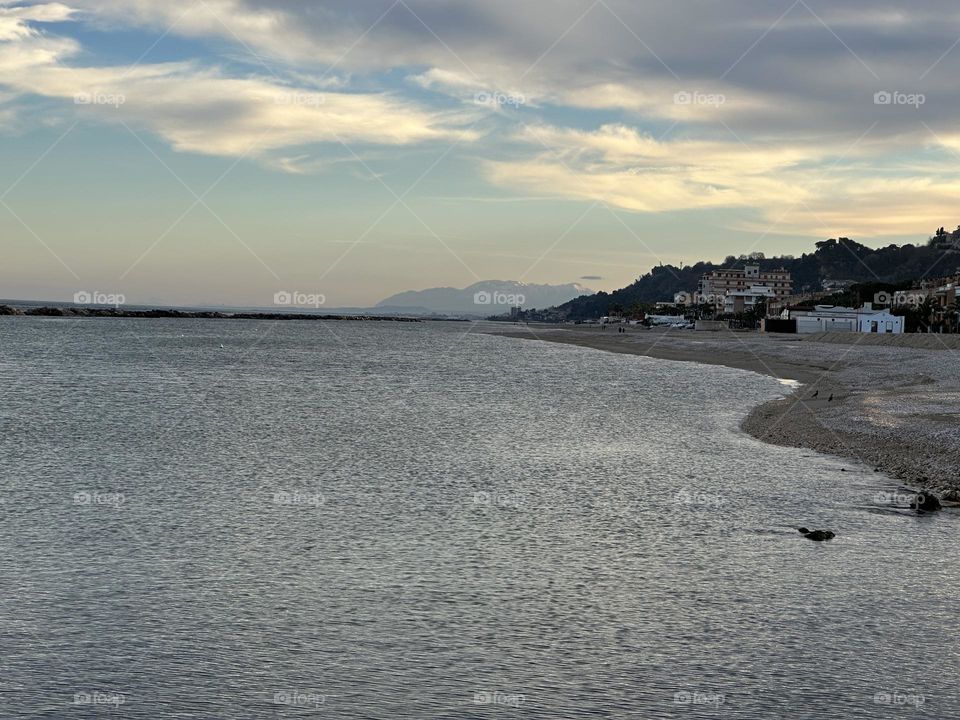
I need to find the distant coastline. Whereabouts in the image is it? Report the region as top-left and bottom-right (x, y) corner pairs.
(488, 324), (960, 498)
(0, 305), (421, 322)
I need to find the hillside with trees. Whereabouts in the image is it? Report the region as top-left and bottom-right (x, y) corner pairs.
(556, 234), (960, 320)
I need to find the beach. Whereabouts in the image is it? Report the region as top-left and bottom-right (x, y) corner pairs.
(487, 324), (960, 498)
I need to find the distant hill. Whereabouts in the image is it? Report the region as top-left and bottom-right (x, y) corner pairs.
(558, 234), (960, 320)
(377, 280), (594, 317)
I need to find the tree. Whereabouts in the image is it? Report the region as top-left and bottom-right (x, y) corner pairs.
(743, 298), (768, 328)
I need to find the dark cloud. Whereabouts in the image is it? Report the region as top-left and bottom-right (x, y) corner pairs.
(70, 1), (960, 138)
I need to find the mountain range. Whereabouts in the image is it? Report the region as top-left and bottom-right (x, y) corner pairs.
(375, 281), (594, 317)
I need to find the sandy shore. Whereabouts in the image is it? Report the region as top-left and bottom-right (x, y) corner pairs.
(487, 324), (960, 498)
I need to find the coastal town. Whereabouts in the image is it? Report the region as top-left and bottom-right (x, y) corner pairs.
(504, 234), (960, 336)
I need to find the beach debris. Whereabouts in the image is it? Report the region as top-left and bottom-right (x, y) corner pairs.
(910, 492), (942, 513)
(798, 527), (835, 541)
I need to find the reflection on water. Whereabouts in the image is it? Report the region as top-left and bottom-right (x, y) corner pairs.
(0, 318), (956, 719)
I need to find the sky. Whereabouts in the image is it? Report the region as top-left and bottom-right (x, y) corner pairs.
(2, 0), (960, 307)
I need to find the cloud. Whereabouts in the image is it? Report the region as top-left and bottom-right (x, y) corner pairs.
(0, 3), (479, 163)
(57, 2), (960, 128)
(0, 2), (75, 35)
(481, 122), (960, 237)
(732, 176), (960, 238)
(409, 67), (532, 109)
(485, 123), (815, 212)
(7, 0), (960, 236)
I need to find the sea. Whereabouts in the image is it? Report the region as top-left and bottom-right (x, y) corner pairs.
(0, 318), (956, 719)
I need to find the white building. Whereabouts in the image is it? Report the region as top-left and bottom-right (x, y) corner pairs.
(792, 304), (904, 334)
(722, 284), (778, 314)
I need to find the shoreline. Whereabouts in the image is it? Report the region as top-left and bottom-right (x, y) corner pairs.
(487, 324), (960, 499)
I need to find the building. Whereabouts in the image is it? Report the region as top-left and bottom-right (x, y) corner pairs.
(888, 273), (960, 332)
(722, 285), (778, 314)
(930, 227), (960, 252)
(893, 274), (958, 311)
(791, 304), (904, 334)
(698, 264), (792, 313)
(821, 279), (855, 292)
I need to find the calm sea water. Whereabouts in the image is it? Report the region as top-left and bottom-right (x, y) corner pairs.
(0, 318), (956, 719)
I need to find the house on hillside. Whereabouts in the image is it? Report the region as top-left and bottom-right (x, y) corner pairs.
(893, 274), (959, 310)
(931, 227), (960, 251)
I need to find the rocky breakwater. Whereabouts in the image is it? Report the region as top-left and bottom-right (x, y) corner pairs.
(0, 305), (421, 322)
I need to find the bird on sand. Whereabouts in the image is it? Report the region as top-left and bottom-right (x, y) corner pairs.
(828, 393), (834, 402)
(811, 390), (819, 398)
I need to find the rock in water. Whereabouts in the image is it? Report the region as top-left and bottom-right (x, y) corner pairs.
(911, 492), (942, 513)
(798, 527), (835, 541)
(941, 489), (960, 503)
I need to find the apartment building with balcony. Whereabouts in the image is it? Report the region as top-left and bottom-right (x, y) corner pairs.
(698, 264), (793, 313)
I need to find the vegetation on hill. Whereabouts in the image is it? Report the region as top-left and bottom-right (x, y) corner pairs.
(558, 234), (960, 320)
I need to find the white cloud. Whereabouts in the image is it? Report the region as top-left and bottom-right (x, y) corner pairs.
(486, 122), (815, 212)
(6, 0), (960, 238)
(484, 122), (960, 237)
(0, 3), (479, 163)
